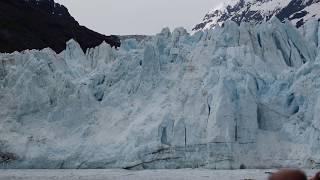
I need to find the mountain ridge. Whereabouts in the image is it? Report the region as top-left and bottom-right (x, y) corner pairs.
(193, 0), (320, 31)
(0, 0), (120, 53)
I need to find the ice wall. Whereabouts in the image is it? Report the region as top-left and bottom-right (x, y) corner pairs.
(0, 18), (320, 169)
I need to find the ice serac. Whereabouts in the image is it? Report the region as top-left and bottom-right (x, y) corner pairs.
(1, 19), (320, 169)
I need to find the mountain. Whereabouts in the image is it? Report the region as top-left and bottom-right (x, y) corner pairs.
(0, 18), (320, 169)
(193, 0), (320, 31)
(0, 0), (120, 53)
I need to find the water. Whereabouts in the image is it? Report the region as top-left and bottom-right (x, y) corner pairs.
(0, 169), (318, 180)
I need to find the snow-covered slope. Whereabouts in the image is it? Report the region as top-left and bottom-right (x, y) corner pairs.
(193, 0), (320, 31)
(1, 18), (320, 169)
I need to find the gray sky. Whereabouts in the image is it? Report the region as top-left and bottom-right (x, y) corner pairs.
(54, 0), (219, 35)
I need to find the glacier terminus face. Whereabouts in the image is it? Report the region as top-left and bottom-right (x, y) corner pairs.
(0, 18), (320, 169)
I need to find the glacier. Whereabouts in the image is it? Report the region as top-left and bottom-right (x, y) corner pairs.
(0, 18), (320, 169)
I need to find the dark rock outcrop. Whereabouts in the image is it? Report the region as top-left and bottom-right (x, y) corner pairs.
(0, 0), (120, 53)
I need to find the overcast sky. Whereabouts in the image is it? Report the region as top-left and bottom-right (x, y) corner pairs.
(54, 0), (219, 35)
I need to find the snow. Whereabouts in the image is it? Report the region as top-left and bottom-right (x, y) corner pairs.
(301, 3), (320, 22)
(0, 169), (318, 180)
(0, 18), (320, 169)
(208, 0), (240, 13)
(250, 0), (291, 13)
